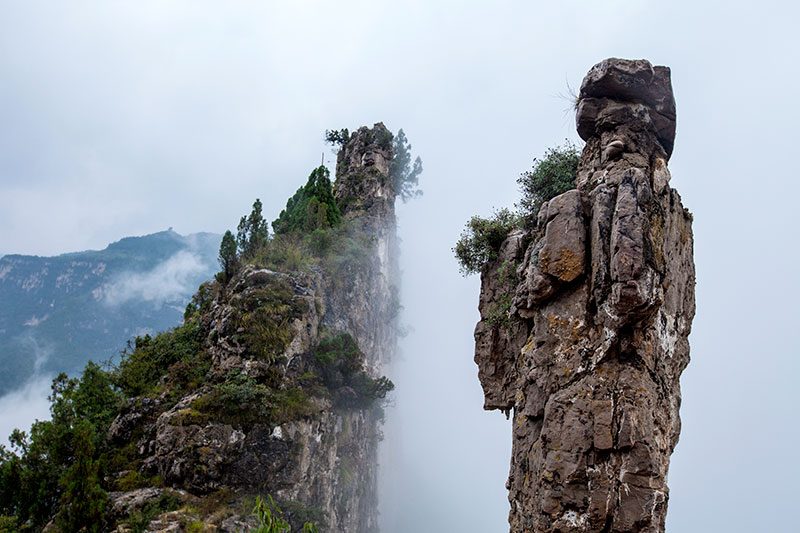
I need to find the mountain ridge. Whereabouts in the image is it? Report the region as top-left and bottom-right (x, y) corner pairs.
(0, 229), (222, 396)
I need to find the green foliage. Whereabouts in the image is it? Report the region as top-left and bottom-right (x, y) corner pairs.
(273, 166), (341, 236)
(115, 469), (151, 491)
(314, 223), (373, 283)
(279, 501), (326, 531)
(390, 128), (423, 202)
(56, 420), (108, 532)
(324, 128), (349, 147)
(186, 520), (206, 533)
(124, 491), (181, 533)
(251, 495), (319, 533)
(234, 278), (306, 361)
(0, 515), (18, 532)
(314, 333), (395, 407)
(251, 234), (314, 274)
(0, 362), (119, 529)
(184, 282), (215, 322)
(252, 495), (291, 533)
(238, 199), (270, 258)
(250, 220), (373, 291)
(453, 142), (580, 276)
(517, 141), (580, 218)
(453, 208), (519, 276)
(114, 322), (207, 398)
(218, 230), (239, 281)
(192, 371), (315, 428)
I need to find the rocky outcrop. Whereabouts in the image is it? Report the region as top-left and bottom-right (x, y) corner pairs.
(107, 124), (399, 532)
(474, 59), (694, 532)
(331, 123), (399, 373)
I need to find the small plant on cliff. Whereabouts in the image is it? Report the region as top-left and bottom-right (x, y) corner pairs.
(251, 495), (318, 533)
(517, 141), (580, 219)
(453, 208), (518, 276)
(454, 142), (580, 276)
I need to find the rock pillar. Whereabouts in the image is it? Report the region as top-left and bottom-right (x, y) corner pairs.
(473, 58), (695, 533)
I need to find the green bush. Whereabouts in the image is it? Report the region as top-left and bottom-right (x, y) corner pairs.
(251, 235), (314, 274)
(125, 491), (181, 533)
(454, 142), (580, 276)
(314, 332), (394, 407)
(114, 322), (206, 398)
(453, 208), (518, 276)
(192, 371), (315, 428)
(115, 469), (151, 491)
(234, 278), (306, 361)
(251, 495), (319, 533)
(517, 141), (580, 218)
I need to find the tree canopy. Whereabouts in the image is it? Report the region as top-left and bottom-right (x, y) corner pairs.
(389, 129), (423, 202)
(272, 166), (341, 236)
(237, 199), (269, 258)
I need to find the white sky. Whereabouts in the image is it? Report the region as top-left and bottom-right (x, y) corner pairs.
(1, 2), (798, 531)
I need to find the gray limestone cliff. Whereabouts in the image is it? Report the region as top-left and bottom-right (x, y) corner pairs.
(473, 59), (695, 532)
(106, 124), (398, 532)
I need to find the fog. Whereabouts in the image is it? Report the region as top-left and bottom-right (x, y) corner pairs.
(0, 376), (52, 446)
(0, 337), (54, 445)
(1, 2), (799, 531)
(102, 250), (208, 307)
(379, 203), (510, 530)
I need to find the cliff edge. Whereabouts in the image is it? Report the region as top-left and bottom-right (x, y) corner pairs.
(473, 59), (695, 532)
(0, 124), (402, 532)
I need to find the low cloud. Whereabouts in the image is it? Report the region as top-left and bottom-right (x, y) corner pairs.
(102, 251), (209, 307)
(0, 375), (52, 446)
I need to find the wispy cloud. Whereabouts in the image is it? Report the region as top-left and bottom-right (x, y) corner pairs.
(0, 375), (52, 446)
(101, 250), (209, 307)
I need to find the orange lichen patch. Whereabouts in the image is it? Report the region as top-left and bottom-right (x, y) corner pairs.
(540, 248), (585, 282)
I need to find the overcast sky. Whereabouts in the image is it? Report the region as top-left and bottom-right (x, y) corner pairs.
(1, 1), (798, 532)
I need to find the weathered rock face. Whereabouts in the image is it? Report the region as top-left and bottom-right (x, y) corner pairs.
(474, 59), (694, 532)
(108, 125), (398, 532)
(331, 123), (399, 373)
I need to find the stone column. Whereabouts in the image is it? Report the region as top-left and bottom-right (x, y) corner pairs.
(474, 58), (695, 533)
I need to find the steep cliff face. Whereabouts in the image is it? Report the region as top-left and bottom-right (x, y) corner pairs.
(474, 59), (695, 532)
(330, 124), (399, 373)
(106, 124), (399, 532)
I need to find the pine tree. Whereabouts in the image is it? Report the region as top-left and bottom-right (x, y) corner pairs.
(219, 230), (239, 280)
(55, 420), (108, 532)
(390, 129), (423, 202)
(237, 199), (269, 257)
